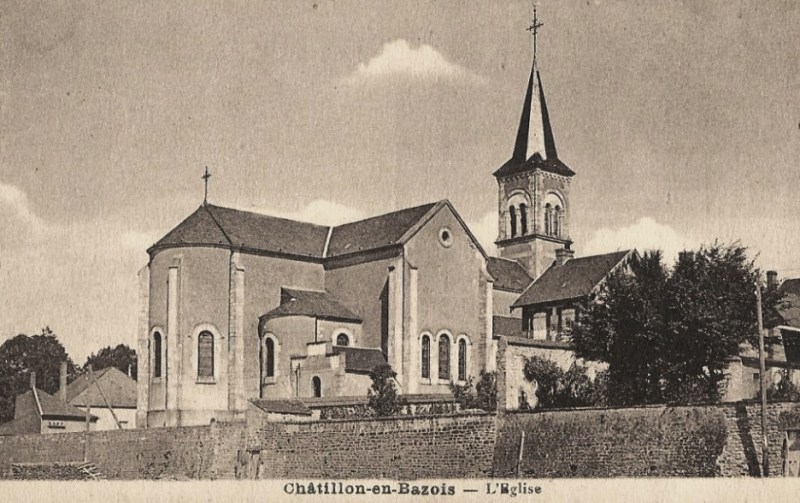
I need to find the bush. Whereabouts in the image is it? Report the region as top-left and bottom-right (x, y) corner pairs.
(766, 372), (800, 402)
(450, 371), (497, 412)
(523, 356), (606, 409)
(367, 364), (403, 416)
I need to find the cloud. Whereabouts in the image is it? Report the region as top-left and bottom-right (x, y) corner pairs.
(246, 199), (367, 227)
(469, 211), (498, 255)
(0, 182), (49, 246)
(583, 217), (699, 263)
(347, 39), (477, 83)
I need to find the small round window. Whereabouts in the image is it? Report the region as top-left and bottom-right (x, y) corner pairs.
(438, 227), (453, 248)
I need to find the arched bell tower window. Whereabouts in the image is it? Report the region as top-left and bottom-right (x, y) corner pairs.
(519, 203), (528, 235)
(544, 203), (553, 235)
(544, 192), (566, 238)
(335, 333), (349, 347)
(554, 205), (562, 237)
(509, 205), (517, 237)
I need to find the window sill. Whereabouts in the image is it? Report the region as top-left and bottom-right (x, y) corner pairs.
(418, 377), (432, 385)
(196, 377), (216, 384)
(263, 376), (277, 385)
(437, 378), (452, 385)
(151, 377), (164, 383)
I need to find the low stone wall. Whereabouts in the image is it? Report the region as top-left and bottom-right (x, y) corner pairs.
(251, 413), (496, 479)
(0, 422), (245, 480)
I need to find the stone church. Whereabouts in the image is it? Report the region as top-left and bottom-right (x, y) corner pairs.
(135, 17), (631, 427)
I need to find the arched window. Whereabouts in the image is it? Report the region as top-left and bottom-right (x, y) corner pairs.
(152, 331), (162, 378)
(438, 335), (450, 380)
(554, 205), (562, 236)
(544, 203), (553, 235)
(421, 335), (431, 378)
(197, 331), (214, 378)
(509, 205), (517, 237)
(265, 337), (275, 378)
(335, 333), (349, 346)
(312, 376), (322, 398)
(458, 339), (467, 381)
(519, 203), (528, 235)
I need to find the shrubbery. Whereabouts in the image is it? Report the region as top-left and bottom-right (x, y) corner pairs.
(522, 355), (607, 410)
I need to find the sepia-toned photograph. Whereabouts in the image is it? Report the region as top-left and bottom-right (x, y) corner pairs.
(1, 0), (800, 499)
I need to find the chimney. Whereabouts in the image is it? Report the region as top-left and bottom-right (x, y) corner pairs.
(767, 270), (778, 290)
(30, 371), (36, 390)
(59, 362), (67, 402)
(555, 243), (575, 266)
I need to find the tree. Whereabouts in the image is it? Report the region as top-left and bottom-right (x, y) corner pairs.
(522, 356), (564, 409)
(522, 356), (605, 409)
(450, 371), (498, 412)
(84, 344), (137, 379)
(0, 327), (78, 422)
(571, 243), (781, 406)
(367, 364), (402, 416)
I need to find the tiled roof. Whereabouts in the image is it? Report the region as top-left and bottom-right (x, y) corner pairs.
(487, 257), (533, 292)
(249, 399), (312, 416)
(326, 202), (438, 257)
(513, 250), (632, 308)
(493, 315), (524, 337)
(14, 389), (98, 421)
(260, 288), (362, 323)
(331, 346), (387, 374)
(148, 202), (444, 261)
(149, 204), (329, 259)
(0, 412), (41, 436)
(66, 367), (137, 408)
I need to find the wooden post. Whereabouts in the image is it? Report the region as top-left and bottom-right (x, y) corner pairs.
(515, 431), (526, 477)
(756, 278), (769, 476)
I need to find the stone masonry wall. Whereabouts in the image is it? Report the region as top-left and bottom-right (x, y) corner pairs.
(251, 413), (496, 479)
(0, 422), (245, 480)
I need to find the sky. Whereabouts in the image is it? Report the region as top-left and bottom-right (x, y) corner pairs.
(1, 0), (799, 363)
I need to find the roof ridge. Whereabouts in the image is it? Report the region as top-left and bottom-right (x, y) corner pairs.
(203, 205), (233, 247)
(571, 249), (631, 261)
(331, 201), (439, 229)
(207, 203), (330, 229)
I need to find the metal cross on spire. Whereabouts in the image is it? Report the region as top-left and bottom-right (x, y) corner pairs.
(527, 5), (544, 64)
(202, 166), (211, 205)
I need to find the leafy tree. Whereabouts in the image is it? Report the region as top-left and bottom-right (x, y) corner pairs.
(367, 364), (402, 416)
(450, 371), (497, 412)
(523, 356), (606, 409)
(84, 344), (137, 379)
(522, 356), (564, 409)
(0, 327), (78, 422)
(766, 372), (800, 402)
(570, 243), (781, 406)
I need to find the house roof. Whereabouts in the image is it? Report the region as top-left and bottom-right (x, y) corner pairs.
(512, 250), (633, 308)
(260, 288), (362, 323)
(249, 399), (312, 416)
(0, 412), (41, 436)
(326, 202), (438, 257)
(493, 315), (524, 337)
(777, 280), (800, 327)
(487, 257), (533, 292)
(66, 367), (137, 408)
(331, 346), (387, 374)
(14, 389), (98, 422)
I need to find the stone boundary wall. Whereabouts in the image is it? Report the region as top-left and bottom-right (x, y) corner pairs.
(0, 422), (245, 480)
(250, 413), (496, 479)
(493, 401), (800, 478)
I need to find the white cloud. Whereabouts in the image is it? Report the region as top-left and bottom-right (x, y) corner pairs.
(348, 39), (477, 83)
(0, 182), (49, 246)
(583, 217), (699, 263)
(246, 199), (367, 227)
(469, 211), (498, 255)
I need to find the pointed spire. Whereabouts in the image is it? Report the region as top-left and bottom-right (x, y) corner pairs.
(512, 8), (557, 162)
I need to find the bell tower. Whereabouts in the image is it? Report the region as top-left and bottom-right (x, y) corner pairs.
(494, 8), (575, 280)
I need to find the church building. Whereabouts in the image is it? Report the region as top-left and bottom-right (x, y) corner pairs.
(135, 11), (629, 427)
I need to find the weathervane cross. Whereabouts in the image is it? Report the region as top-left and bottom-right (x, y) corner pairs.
(527, 5), (544, 62)
(202, 166), (211, 205)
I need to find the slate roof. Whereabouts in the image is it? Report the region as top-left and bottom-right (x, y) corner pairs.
(66, 367), (137, 408)
(249, 399), (312, 416)
(0, 412), (41, 436)
(260, 288), (362, 323)
(493, 315), (524, 337)
(331, 346), (387, 374)
(325, 202), (438, 257)
(778, 280), (800, 327)
(487, 257), (533, 292)
(513, 250), (632, 308)
(14, 389), (98, 421)
(149, 204), (329, 258)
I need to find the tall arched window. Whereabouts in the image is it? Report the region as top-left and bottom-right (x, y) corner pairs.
(509, 205), (517, 237)
(421, 335), (431, 378)
(152, 331), (162, 378)
(519, 203), (528, 235)
(458, 339), (467, 382)
(438, 335), (450, 380)
(265, 337), (275, 378)
(544, 203), (553, 235)
(197, 331), (214, 378)
(312, 376), (322, 397)
(335, 333), (349, 346)
(554, 205), (562, 236)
